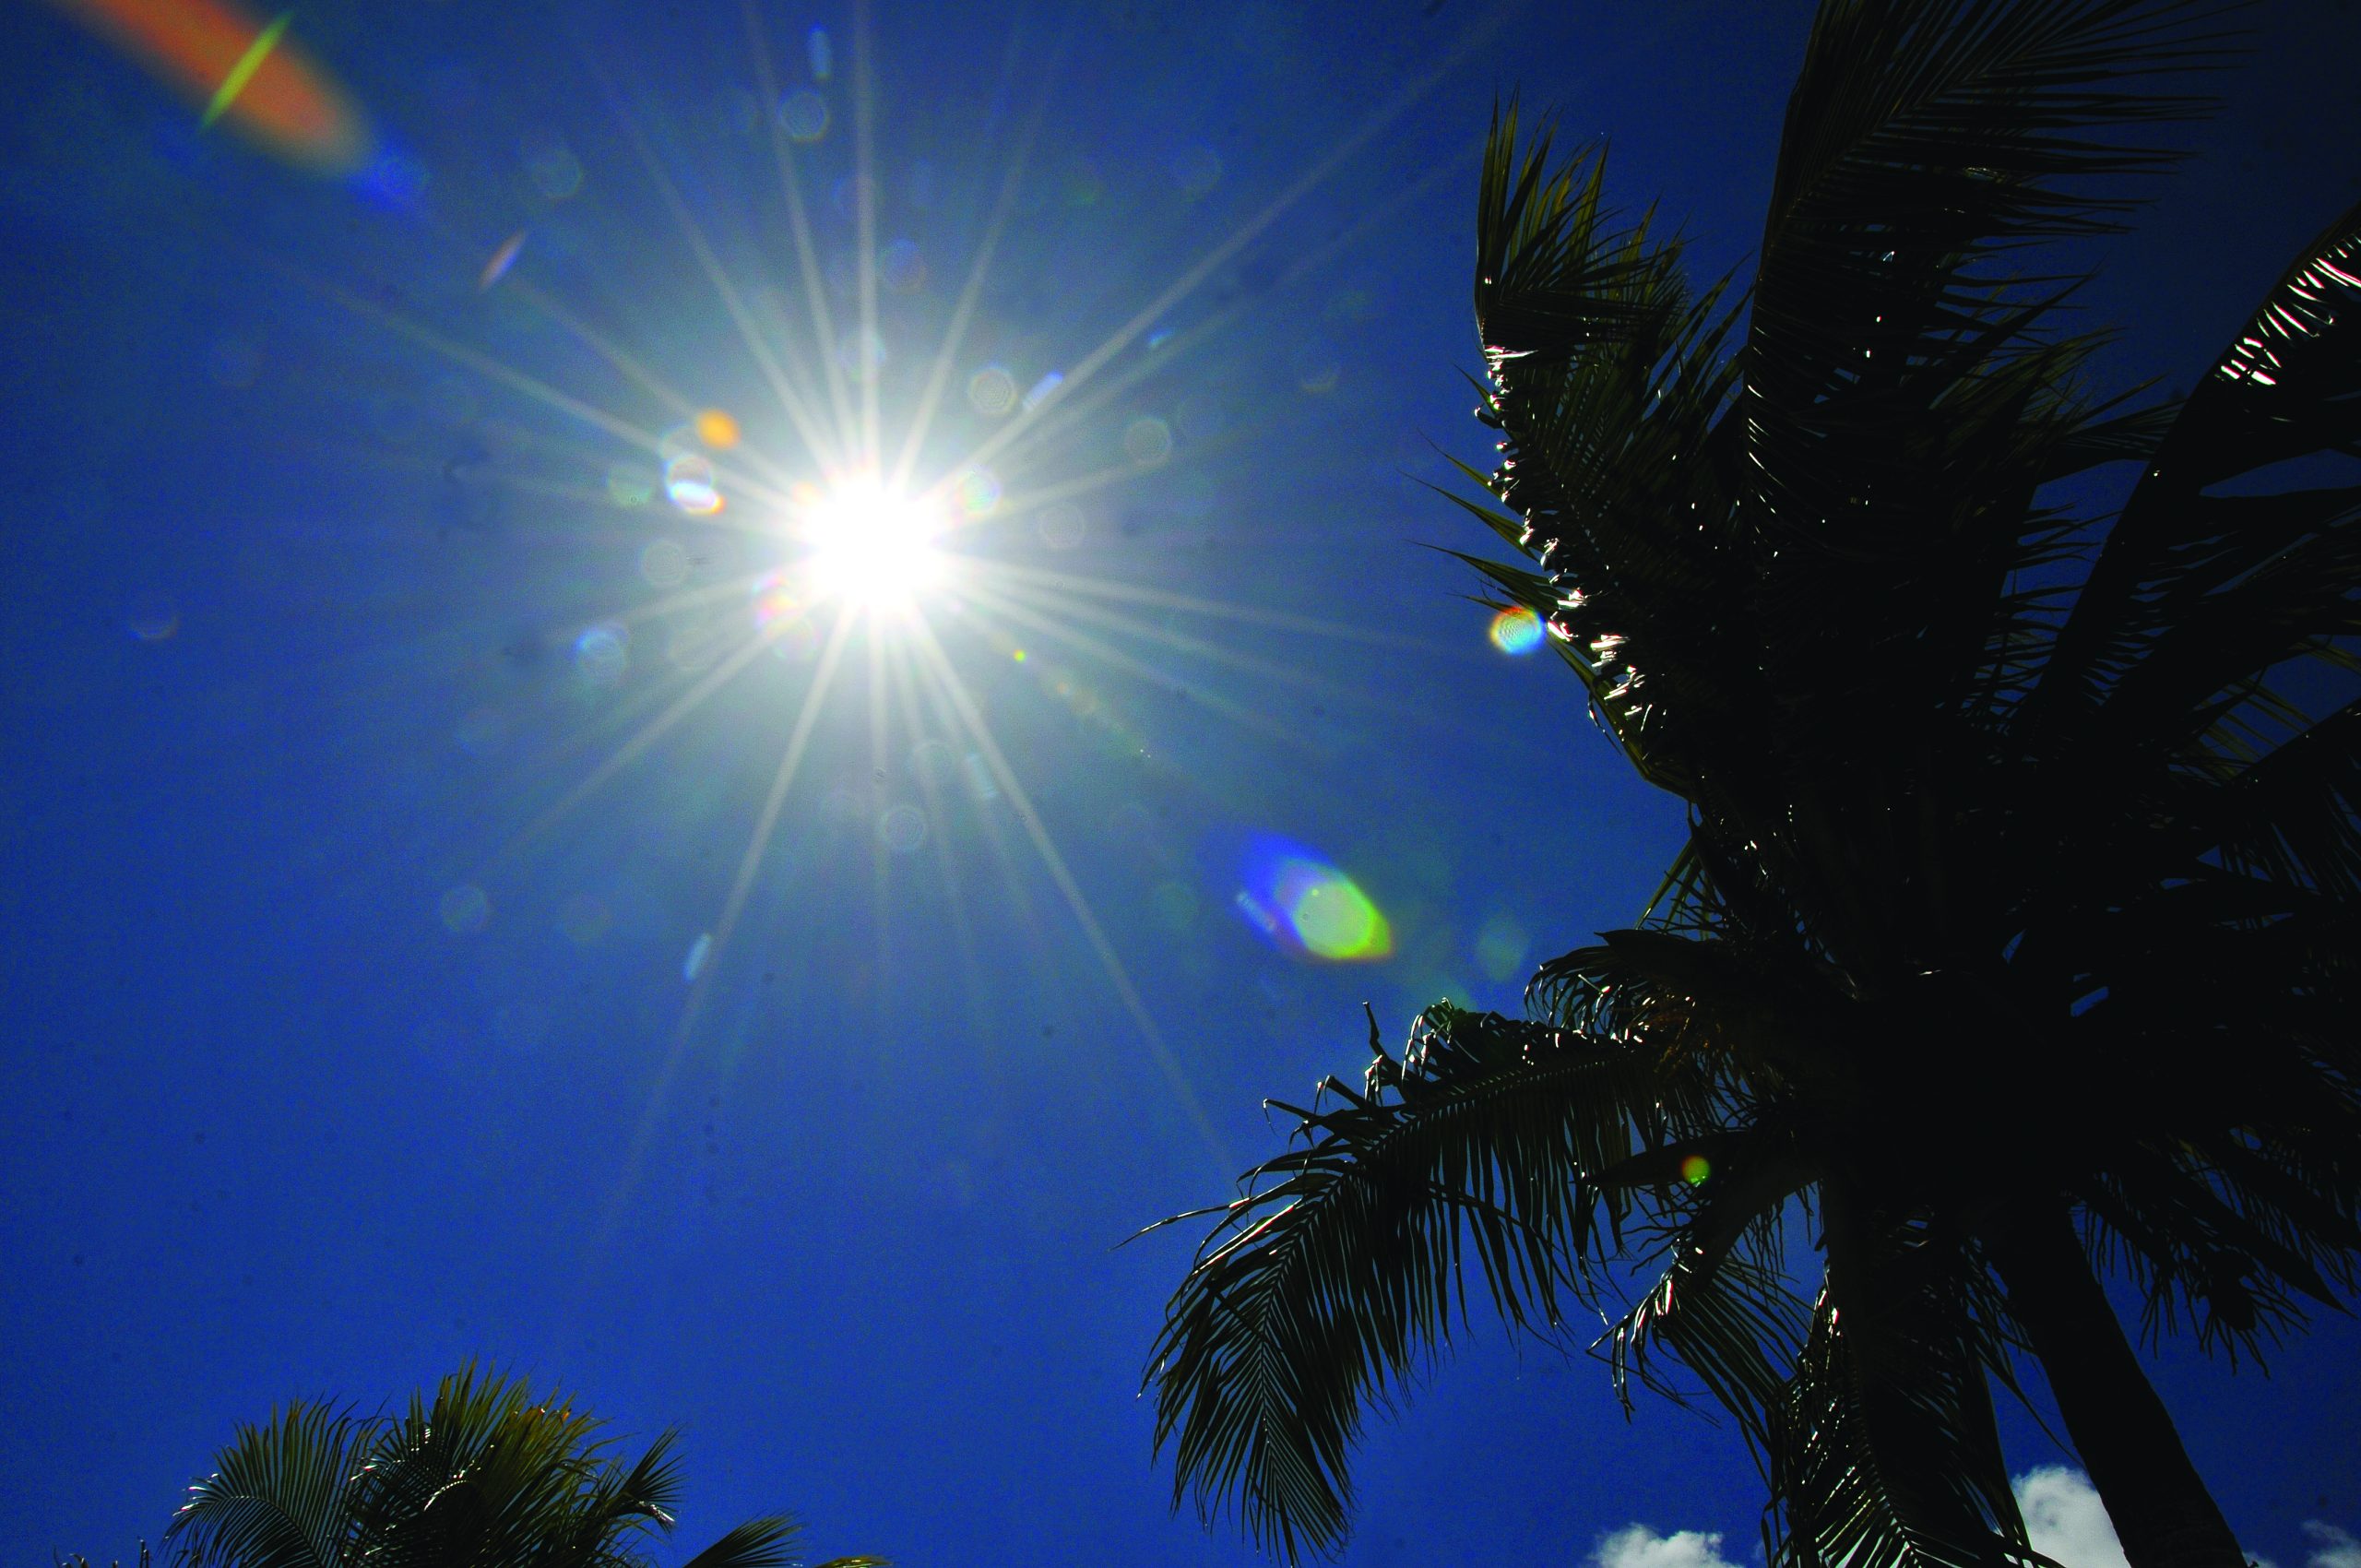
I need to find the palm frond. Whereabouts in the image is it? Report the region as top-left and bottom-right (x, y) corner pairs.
(1468, 113), (1756, 804)
(1752, 0), (2231, 517)
(166, 1401), (374, 1568)
(1147, 1005), (1715, 1558)
(2030, 197), (2361, 766)
(1771, 1210), (2042, 1568)
(676, 1517), (808, 1568)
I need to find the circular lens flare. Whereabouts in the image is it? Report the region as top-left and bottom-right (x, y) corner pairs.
(802, 477), (946, 611)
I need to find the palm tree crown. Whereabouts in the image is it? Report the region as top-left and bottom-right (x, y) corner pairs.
(1146, 4), (2361, 1565)
(165, 1365), (882, 1568)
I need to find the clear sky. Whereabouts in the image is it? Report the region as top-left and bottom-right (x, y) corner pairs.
(2, 2), (2355, 1564)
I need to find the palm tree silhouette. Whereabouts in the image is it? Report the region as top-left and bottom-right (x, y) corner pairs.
(1146, 5), (2361, 1565)
(166, 1365), (881, 1568)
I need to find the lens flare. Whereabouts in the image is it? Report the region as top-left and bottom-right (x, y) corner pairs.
(694, 409), (742, 449)
(954, 467), (1001, 517)
(201, 8), (286, 128)
(479, 230), (526, 291)
(664, 453), (720, 514)
(47, 0), (373, 173)
(1234, 835), (1392, 961)
(1489, 605), (1546, 655)
(749, 569), (805, 629)
(438, 884), (491, 934)
(1679, 1154), (1712, 1186)
(1123, 415), (1173, 468)
(967, 365), (1017, 416)
(778, 88), (829, 143)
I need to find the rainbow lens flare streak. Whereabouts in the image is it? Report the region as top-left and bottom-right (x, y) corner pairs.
(1232, 834), (1392, 962)
(46, 0), (374, 173)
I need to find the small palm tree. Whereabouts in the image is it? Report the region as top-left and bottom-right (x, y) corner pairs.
(165, 1365), (880, 1568)
(1145, 3), (2361, 1566)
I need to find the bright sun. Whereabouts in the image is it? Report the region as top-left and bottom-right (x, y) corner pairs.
(801, 477), (947, 611)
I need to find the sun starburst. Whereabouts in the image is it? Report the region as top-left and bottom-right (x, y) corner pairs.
(797, 475), (948, 612)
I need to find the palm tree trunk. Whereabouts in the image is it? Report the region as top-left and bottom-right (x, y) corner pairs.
(1986, 1201), (2246, 1568)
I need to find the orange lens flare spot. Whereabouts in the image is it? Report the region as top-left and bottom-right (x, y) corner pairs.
(694, 409), (741, 449)
(50, 0), (374, 174)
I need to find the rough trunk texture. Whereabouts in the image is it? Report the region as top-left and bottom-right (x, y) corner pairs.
(1987, 1201), (2248, 1568)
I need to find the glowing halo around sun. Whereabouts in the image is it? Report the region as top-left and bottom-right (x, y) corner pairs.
(794, 475), (950, 613)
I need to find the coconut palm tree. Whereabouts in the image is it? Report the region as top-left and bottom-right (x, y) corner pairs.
(164, 1365), (882, 1568)
(1145, 4), (2361, 1566)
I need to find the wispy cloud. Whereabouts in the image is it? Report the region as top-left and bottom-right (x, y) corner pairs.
(2304, 1522), (2361, 1568)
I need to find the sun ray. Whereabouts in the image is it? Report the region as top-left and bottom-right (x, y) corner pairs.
(348, 422), (788, 530)
(970, 568), (1420, 716)
(577, 41), (843, 473)
(886, 17), (1059, 493)
(852, 0), (883, 469)
(493, 275), (804, 497)
(906, 631), (1055, 954)
(499, 615), (787, 859)
(884, 637), (989, 1028)
(981, 560), (1474, 654)
(583, 573), (770, 636)
(742, 0), (860, 463)
(907, 616), (1232, 1173)
(949, 584), (1315, 752)
(944, 10), (1513, 485)
(866, 617), (896, 995)
(966, 143), (1480, 493)
(578, 613), (858, 1264)
(250, 248), (669, 455)
(245, 246), (817, 519)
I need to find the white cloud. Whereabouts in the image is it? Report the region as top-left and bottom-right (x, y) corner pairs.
(1596, 1476), (2354, 1568)
(1591, 1525), (1743, 1568)
(2011, 1467), (2361, 1568)
(2012, 1467), (2130, 1568)
(2305, 1522), (2361, 1568)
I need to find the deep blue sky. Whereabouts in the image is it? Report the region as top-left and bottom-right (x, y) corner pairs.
(3, 2), (2356, 1564)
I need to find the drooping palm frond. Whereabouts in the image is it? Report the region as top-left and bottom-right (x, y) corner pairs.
(681, 1517), (893, 1568)
(677, 1518), (809, 1568)
(1769, 1218), (2043, 1568)
(2017, 203), (2361, 909)
(166, 1402), (374, 1568)
(1147, 997), (1813, 1558)
(2035, 199), (2361, 729)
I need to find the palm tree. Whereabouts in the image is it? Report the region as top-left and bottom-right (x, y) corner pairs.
(165, 1364), (882, 1568)
(1145, 4), (2361, 1566)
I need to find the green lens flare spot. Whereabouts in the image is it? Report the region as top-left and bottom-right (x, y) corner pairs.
(204, 12), (294, 131)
